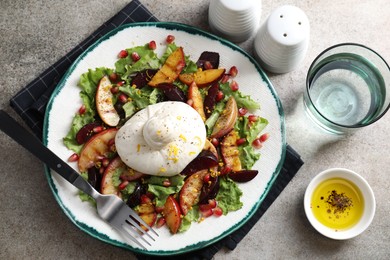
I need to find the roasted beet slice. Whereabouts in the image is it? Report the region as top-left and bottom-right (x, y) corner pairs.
(199, 176), (220, 204)
(203, 83), (219, 118)
(131, 69), (158, 88)
(180, 150), (219, 176)
(196, 51), (220, 70)
(76, 122), (101, 144)
(229, 170), (259, 182)
(114, 102), (126, 120)
(126, 182), (148, 208)
(157, 83), (187, 102)
(87, 166), (102, 191)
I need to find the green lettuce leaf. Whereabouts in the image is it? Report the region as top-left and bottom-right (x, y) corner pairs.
(119, 85), (162, 111)
(179, 206), (200, 233)
(64, 67), (113, 153)
(216, 176), (243, 214)
(235, 115), (268, 169)
(160, 43), (178, 63)
(63, 111), (94, 153)
(146, 175), (185, 207)
(219, 82), (260, 110)
(79, 67), (113, 99)
(115, 45), (160, 77)
(205, 100), (226, 136)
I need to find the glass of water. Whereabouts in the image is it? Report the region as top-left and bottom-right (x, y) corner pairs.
(304, 43), (390, 134)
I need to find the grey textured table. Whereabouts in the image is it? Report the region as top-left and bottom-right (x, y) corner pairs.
(1, 0), (389, 259)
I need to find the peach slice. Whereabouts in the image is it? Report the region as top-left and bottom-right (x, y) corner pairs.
(101, 156), (144, 195)
(78, 128), (117, 173)
(188, 81), (206, 121)
(137, 199), (157, 231)
(210, 96), (238, 138)
(148, 47), (185, 87)
(179, 169), (208, 215)
(96, 75), (120, 127)
(179, 68), (225, 88)
(220, 130), (242, 172)
(163, 195), (182, 234)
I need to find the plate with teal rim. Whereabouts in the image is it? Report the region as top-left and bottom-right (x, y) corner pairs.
(43, 22), (286, 255)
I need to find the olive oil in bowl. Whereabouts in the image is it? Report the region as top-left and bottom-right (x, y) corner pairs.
(311, 178), (364, 231)
(304, 168), (375, 240)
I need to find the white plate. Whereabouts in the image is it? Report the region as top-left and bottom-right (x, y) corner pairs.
(43, 22), (286, 256)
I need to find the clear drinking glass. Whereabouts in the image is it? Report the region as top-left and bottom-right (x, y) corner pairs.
(304, 43), (390, 134)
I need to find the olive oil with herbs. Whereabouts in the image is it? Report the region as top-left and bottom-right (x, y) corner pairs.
(311, 178), (364, 230)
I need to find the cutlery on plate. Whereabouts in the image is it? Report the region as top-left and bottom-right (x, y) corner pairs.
(0, 110), (158, 249)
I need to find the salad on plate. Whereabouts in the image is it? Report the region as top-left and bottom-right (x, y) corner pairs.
(63, 34), (269, 234)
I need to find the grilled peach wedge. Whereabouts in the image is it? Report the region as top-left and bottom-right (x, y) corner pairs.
(96, 75), (120, 127)
(220, 130), (242, 172)
(78, 128), (117, 173)
(179, 68), (225, 88)
(179, 169), (208, 215)
(148, 47), (185, 87)
(137, 195), (157, 231)
(210, 96), (238, 139)
(188, 82), (206, 121)
(101, 156), (144, 195)
(163, 195), (182, 234)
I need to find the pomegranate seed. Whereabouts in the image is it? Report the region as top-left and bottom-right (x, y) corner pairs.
(93, 126), (104, 133)
(203, 173), (211, 183)
(166, 34), (175, 44)
(211, 137), (219, 147)
(229, 66), (238, 77)
(101, 157), (110, 168)
(236, 138), (246, 146)
(109, 143), (116, 153)
(155, 206), (164, 214)
(238, 107), (248, 116)
(220, 166), (232, 176)
(200, 208), (213, 218)
(252, 138), (263, 149)
(131, 52), (140, 62)
(148, 40), (157, 50)
(220, 74), (230, 84)
(248, 114), (258, 122)
(109, 73), (119, 82)
(156, 217), (166, 228)
(78, 104), (86, 115)
(230, 80), (239, 91)
(107, 138), (115, 148)
(110, 86), (119, 94)
(140, 194), (152, 204)
(199, 199), (217, 212)
(199, 204), (212, 211)
(118, 49), (128, 58)
(208, 199), (217, 208)
(163, 179), (171, 187)
(213, 207), (223, 216)
(117, 80), (125, 86)
(204, 61), (213, 70)
(68, 153), (79, 162)
(216, 91), (224, 102)
(118, 181), (129, 191)
(118, 93), (128, 103)
(259, 133), (270, 143)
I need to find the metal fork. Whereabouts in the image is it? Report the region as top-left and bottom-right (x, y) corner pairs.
(0, 110), (158, 249)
